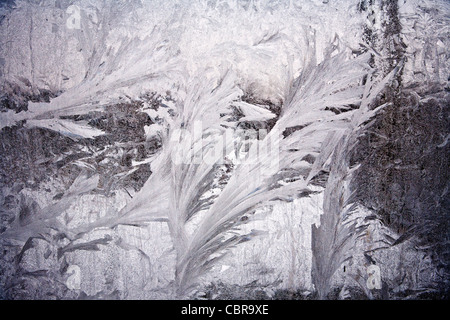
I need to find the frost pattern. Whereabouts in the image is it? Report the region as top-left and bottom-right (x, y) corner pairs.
(0, 0), (448, 299)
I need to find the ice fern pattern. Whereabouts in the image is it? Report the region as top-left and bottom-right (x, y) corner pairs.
(0, 0), (448, 299)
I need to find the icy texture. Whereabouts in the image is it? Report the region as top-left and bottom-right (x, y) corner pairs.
(0, 0), (448, 299)
(1, 173), (99, 242)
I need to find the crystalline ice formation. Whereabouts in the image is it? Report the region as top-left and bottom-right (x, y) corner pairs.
(0, 0), (448, 300)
